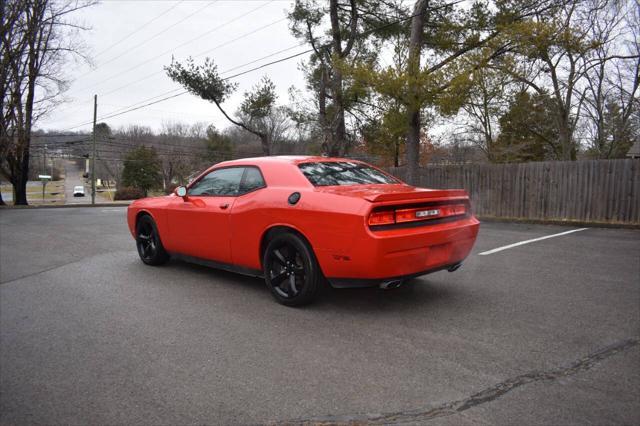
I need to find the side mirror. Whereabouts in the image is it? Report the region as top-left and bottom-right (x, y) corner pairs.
(175, 186), (188, 200)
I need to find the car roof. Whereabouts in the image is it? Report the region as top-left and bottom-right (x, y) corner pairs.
(215, 156), (364, 167)
(192, 156), (369, 188)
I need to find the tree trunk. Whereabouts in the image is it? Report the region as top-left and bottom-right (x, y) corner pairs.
(260, 134), (271, 156)
(11, 141), (30, 205)
(11, 0), (45, 205)
(394, 141), (400, 167)
(162, 162), (173, 191)
(406, 0), (428, 186)
(329, 68), (347, 156)
(325, 0), (351, 157)
(556, 116), (575, 161)
(318, 65), (332, 154)
(14, 168), (28, 205)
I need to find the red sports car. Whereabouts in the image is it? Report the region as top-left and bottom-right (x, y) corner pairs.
(127, 156), (479, 306)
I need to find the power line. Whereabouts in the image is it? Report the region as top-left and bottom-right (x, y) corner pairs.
(85, 39), (301, 113)
(60, 8), (433, 131)
(93, 1), (218, 71)
(50, 0), (463, 117)
(92, 0), (185, 60)
(35, 136), (205, 150)
(35, 134), (269, 158)
(220, 42), (306, 75)
(103, 140), (211, 154)
(31, 134), (89, 138)
(94, 39), (299, 110)
(51, 87), (185, 127)
(42, 145), (266, 162)
(222, 48), (311, 80)
(95, 15), (287, 98)
(54, 9), (287, 119)
(106, 137), (220, 154)
(37, 135), (216, 155)
(61, 46), (309, 130)
(98, 89), (185, 116)
(39, 43), (305, 126)
(98, 92), (189, 125)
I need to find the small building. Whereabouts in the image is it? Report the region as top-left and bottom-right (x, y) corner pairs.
(627, 141), (640, 159)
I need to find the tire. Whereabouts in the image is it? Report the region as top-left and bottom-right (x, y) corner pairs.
(263, 232), (320, 306)
(135, 215), (170, 266)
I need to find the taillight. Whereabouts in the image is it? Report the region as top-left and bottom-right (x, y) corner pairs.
(368, 210), (395, 226)
(369, 203), (467, 227)
(448, 204), (467, 215)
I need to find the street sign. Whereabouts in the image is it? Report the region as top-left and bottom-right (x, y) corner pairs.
(39, 175), (51, 202)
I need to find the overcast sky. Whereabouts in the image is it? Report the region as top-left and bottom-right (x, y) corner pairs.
(38, 0), (305, 134)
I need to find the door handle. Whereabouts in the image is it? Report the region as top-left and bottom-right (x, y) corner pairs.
(219, 203), (229, 210)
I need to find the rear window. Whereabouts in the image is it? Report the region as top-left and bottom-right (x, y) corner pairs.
(298, 161), (399, 186)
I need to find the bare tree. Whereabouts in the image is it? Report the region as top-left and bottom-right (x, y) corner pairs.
(157, 121), (208, 189)
(0, 0), (94, 204)
(237, 106), (292, 154)
(494, 0), (639, 160)
(582, 0), (639, 158)
(103, 122), (210, 190)
(460, 67), (513, 162)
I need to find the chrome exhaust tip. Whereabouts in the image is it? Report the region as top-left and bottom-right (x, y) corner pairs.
(380, 279), (403, 290)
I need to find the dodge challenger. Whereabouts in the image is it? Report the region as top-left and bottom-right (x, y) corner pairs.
(127, 156), (479, 306)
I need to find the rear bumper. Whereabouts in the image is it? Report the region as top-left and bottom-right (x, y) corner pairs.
(318, 216), (479, 282)
(328, 261), (463, 288)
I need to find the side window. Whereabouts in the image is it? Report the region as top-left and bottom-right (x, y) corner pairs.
(188, 167), (244, 196)
(239, 167), (266, 194)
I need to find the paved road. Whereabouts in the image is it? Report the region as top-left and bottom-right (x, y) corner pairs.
(63, 160), (90, 204)
(1, 208), (638, 425)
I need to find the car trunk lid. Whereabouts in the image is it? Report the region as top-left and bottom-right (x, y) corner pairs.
(316, 184), (472, 228)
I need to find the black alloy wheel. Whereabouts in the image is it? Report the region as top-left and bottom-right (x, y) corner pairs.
(263, 232), (320, 306)
(136, 215), (170, 266)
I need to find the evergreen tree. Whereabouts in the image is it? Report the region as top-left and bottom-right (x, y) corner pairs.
(205, 125), (233, 163)
(121, 146), (162, 196)
(494, 91), (556, 162)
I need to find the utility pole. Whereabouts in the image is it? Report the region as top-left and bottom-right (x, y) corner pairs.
(43, 144), (47, 203)
(91, 94), (97, 205)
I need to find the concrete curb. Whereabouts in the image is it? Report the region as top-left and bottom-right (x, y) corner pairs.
(477, 215), (640, 230)
(0, 202), (131, 209)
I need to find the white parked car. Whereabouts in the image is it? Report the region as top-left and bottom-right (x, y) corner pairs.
(73, 186), (85, 197)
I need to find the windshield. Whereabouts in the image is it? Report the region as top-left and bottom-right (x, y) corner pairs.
(298, 161), (400, 186)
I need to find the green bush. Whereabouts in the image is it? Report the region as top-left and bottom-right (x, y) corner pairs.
(114, 187), (145, 200)
(121, 146), (162, 195)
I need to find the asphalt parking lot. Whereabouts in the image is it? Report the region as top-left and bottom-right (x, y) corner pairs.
(1, 207), (639, 425)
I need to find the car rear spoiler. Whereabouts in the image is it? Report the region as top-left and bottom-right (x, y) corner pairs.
(364, 189), (469, 203)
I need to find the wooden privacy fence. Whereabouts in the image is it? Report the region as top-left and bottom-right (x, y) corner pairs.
(386, 159), (640, 224)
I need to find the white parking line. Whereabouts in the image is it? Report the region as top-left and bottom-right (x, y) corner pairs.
(478, 228), (588, 256)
